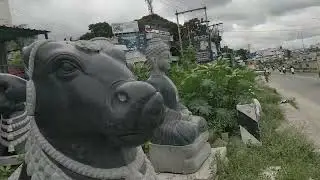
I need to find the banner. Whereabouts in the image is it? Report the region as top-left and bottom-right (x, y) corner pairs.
(112, 21), (139, 34)
(193, 35), (211, 63)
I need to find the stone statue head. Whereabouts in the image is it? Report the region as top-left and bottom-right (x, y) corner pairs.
(22, 40), (165, 148)
(0, 73), (26, 118)
(145, 38), (171, 73)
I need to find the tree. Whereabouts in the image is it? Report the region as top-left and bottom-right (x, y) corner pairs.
(211, 34), (222, 54)
(285, 49), (292, 59)
(80, 22), (113, 40)
(137, 14), (180, 55)
(235, 48), (249, 60)
(137, 14), (178, 41)
(180, 18), (207, 48)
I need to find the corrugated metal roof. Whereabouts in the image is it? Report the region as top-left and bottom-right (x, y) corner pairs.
(0, 25), (50, 41)
(0, 25), (49, 33)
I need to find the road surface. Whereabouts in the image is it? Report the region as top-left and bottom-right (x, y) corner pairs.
(270, 73), (320, 105)
(269, 72), (320, 148)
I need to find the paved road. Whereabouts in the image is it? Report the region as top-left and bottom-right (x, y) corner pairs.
(269, 72), (320, 148)
(270, 72), (320, 105)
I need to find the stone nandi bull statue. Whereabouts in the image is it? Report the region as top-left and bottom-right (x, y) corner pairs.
(0, 73), (28, 165)
(9, 40), (165, 180)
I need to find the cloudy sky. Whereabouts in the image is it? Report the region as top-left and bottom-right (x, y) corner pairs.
(8, 0), (320, 51)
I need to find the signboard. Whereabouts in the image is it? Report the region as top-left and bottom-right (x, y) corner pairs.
(112, 21), (139, 34)
(193, 35), (211, 63)
(117, 33), (147, 52)
(144, 25), (170, 35)
(144, 25), (172, 42)
(146, 33), (173, 42)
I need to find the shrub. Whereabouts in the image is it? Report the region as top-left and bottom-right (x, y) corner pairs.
(132, 62), (149, 81)
(8, 51), (23, 67)
(171, 60), (257, 132)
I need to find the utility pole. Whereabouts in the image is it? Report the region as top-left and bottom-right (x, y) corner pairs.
(145, 0), (154, 14)
(175, 10), (183, 56)
(204, 7), (214, 61)
(175, 6), (213, 61)
(300, 31), (305, 51)
(186, 25), (192, 46)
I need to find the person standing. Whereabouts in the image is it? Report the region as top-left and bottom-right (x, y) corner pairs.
(264, 68), (270, 82)
(290, 66), (295, 74)
(282, 66), (286, 74)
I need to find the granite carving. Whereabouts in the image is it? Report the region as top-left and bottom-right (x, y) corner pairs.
(10, 40), (165, 180)
(0, 73), (29, 165)
(145, 38), (211, 174)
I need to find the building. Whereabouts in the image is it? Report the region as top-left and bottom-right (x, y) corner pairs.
(0, 0), (49, 74)
(0, 0), (12, 26)
(111, 21), (173, 64)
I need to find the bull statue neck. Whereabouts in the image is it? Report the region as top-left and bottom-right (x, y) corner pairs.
(22, 118), (155, 180)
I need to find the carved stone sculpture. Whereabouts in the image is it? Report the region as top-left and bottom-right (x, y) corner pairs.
(9, 40), (165, 180)
(0, 73), (29, 165)
(145, 38), (211, 174)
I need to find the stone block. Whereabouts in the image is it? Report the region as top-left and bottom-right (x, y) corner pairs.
(150, 131), (211, 174)
(157, 147), (227, 180)
(236, 99), (262, 145)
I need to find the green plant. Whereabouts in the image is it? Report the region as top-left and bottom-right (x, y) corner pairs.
(170, 59), (257, 133)
(216, 85), (320, 180)
(8, 51), (23, 67)
(142, 141), (151, 154)
(0, 165), (15, 178)
(132, 62), (149, 81)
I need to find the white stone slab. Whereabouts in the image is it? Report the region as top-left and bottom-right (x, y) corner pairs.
(157, 147), (227, 180)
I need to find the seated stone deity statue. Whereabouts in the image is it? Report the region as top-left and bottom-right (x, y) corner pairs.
(10, 40), (165, 180)
(145, 38), (211, 174)
(0, 73), (29, 162)
(145, 38), (207, 145)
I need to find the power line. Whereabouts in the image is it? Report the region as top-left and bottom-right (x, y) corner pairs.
(224, 26), (320, 33)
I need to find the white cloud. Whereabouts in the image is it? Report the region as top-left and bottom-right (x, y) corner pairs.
(6, 0), (320, 50)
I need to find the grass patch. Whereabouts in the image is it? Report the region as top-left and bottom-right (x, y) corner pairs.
(217, 86), (320, 180)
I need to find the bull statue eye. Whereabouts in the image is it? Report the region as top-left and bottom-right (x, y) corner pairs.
(56, 60), (79, 78)
(60, 62), (77, 73)
(117, 92), (128, 102)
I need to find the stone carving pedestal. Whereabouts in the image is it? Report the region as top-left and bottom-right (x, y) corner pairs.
(157, 147), (227, 180)
(150, 131), (211, 174)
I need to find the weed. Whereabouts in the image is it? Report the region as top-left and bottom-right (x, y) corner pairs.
(217, 86), (320, 180)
